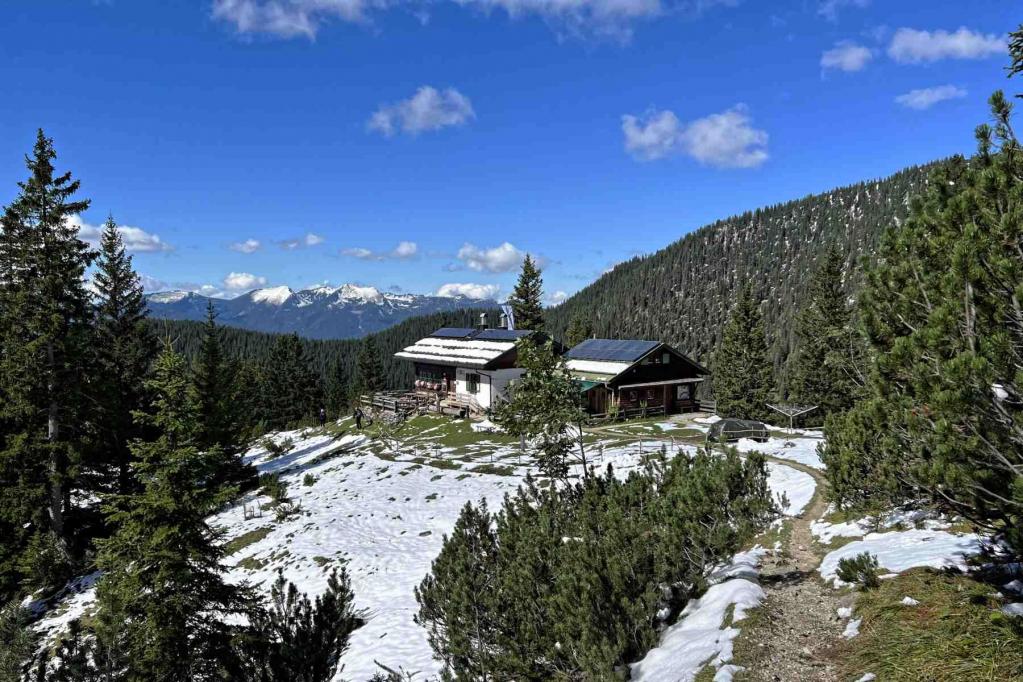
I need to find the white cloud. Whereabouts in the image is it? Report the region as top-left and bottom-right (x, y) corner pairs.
(223, 271), (268, 291)
(622, 104), (768, 168)
(393, 240), (419, 258)
(457, 242), (527, 273)
(139, 274), (170, 293)
(229, 238), (262, 254)
(547, 290), (569, 305)
(436, 282), (501, 300)
(211, 0), (700, 42)
(820, 41), (873, 72)
(888, 27), (1006, 64)
(817, 0), (868, 22)
(895, 84), (967, 110)
(70, 215), (174, 253)
(341, 241), (420, 260)
(279, 232), (325, 250)
(369, 86), (475, 137)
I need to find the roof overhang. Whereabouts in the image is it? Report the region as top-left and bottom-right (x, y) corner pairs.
(616, 377), (705, 390)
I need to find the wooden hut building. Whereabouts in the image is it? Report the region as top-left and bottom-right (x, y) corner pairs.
(565, 339), (708, 417)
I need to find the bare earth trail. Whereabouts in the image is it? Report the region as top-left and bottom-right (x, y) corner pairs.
(585, 425), (849, 681)
(738, 458), (848, 682)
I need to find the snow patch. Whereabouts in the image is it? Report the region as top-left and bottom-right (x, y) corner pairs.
(1002, 603), (1023, 617)
(819, 529), (983, 587)
(630, 548), (767, 682)
(251, 286), (294, 305)
(842, 618), (862, 638)
(900, 596), (920, 606)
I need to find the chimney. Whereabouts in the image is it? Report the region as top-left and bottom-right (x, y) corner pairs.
(478, 312), (489, 329)
(499, 312), (508, 329)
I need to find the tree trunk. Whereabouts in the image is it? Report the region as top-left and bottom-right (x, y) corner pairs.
(46, 339), (65, 539)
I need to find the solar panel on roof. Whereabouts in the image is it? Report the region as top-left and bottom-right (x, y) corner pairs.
(566, 338), (659, 362)
(475, 328), (532, 341)
(431, 327), (476, 338)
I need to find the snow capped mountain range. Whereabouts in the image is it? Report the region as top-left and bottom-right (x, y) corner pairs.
(145, 284), (495, 339)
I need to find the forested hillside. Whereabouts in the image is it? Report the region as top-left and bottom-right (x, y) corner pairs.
(152, 306), (500, 390)
(547, 162), (942, 382)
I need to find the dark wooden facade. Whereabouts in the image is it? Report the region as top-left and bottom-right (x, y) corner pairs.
(578, 343), (707, 416)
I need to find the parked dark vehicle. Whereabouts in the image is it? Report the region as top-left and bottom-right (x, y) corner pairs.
(707, 418), (769, 443)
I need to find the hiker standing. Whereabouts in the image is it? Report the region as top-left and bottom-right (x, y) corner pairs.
(354, 406), (364, 430)
(318, 407), (327, 427)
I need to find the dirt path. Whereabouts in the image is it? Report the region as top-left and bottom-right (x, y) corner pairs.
(585, 424), (850, 681)
(735, 469), (849, 682)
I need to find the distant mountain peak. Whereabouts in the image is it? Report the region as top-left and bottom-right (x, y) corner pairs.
(250, 286), (294, 305)
(146, 283), (494, 340)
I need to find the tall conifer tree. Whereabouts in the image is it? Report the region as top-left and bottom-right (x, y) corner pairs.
(788, 247), (858, 419)
(564, 313), (592, 348)
(94, 344), (250, 679)
(92, 215), (156, 494)
(353, 336), (383, 399)
(0, 131), (94, 594)
(508, 255), (544, 331)
(263, 334), (322, 428)
(713, 283), (774, 421)
(194, 303), (254, 489)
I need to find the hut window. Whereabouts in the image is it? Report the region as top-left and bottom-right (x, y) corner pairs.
(662, 352), (671, 364)
(466, 373), (481, 394)
(629, 390), (638, 401)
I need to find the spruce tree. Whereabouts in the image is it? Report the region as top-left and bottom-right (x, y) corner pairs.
(508, 255), (544, 331)
(564, 313), (592, 348)
(353, 336), (383, 400)
(788, 247), (859, 420)
(325, 359), (349, 418)
(194, 302), (254, 490)
(93, 344), (251, 680)
(0, 130), (94, 595)
(263, 334), (322, 429)
(713, 283), (775, 421)
(92, 215), (156, 495)
(491, 339), (589, 479)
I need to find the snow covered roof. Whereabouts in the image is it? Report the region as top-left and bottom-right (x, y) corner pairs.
(396, 329), (526, 368)
(564, 358), (633, 378)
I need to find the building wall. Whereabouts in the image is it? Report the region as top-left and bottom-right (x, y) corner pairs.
(454, 367), (525, 410)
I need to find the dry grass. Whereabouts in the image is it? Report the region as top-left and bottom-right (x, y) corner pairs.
(836, 568), (1023, 681)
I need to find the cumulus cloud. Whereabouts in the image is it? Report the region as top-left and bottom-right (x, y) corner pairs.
(229, 238), (262, 254)
(817, 0), (868, 22)
(279, 233), (325, 250)
(341, 241), (420, 260)
(622, 104), (768, 168)
(139, 274), (170, 293)
(547, 290), (569, 305)
(223, 271), (268, 291)
(70, 215), (174, 253)
(436, 282), (501, 300)
(888, 27), (1006, 64)
(457, 242), (527, 273)
(895, 84), (967, 110)
(820, 41), (873, 72)
(368, 86), (475, 137)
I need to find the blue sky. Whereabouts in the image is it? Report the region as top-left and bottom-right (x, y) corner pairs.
(0, 1), (1017, 303)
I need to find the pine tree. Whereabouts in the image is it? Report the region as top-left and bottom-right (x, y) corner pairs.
(194, 302), (254, 490)
(508, 255), (544, 331)
(263, 334), (322, 429)
(0, 601), (38, 682)
(92, 215), (156, 495)
(713, 283), (775, 421)
(241, 568), (365, 682)
(564, 313), (592, 348)
(93, 344), (251, 680)
(0, 130), (95, 595)
(824, 83), (1023, 553)
(788, 247), (859, 420)
(353, 336), (383, 400)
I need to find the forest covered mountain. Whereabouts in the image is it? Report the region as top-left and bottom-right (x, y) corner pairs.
(151, 306), (501, 391)
(146, 283), (493, 340)
(546, 161), (943, 383)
